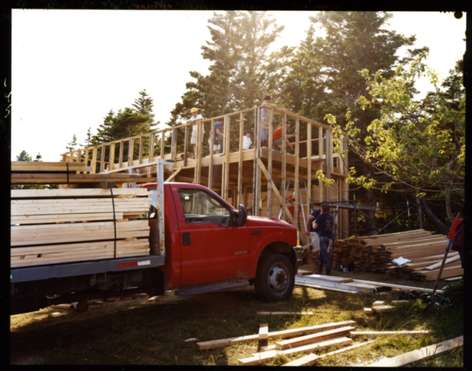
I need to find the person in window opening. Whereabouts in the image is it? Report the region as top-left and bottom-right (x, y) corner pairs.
(272, 124), (295, 151)
(259, 95), (272, 147)
(314, 202), (335, 275)
(306, 205), (321, 268)
(242, 130), (253, 150)
(189, 107), (204, 158)
(207, 118), (224, 154)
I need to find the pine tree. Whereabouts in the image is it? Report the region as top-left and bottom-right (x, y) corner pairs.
(65, 134), (78, 152)
(16, 150), (32, 161)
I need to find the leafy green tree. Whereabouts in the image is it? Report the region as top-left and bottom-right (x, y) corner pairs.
(16, 150), (32, 161)
(343, 54), (464, 228)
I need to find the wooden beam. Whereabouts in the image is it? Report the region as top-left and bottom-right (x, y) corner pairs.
(350, 330), (431, 337)
(11, 161), (85, 172)
(166, 167), (182, 182)
(267, 109), (273, 217)
(275, 325), (356, 350)
(257, 158), (293, 223)
(294, 118), (300, 227)
(99, 145), (106, 172)
(11, 187), (148, 198)
(364, 336), (463, 367)
(127, 138), (135, 167)
(183, 125), (189, 166)
(160, 131), (165, 158)
(208, 119), (214, 189)
(222, 115), (230, 199)
(90, 147), (98, 174)
(196, 320), (355, 350)
(171, 128), (177, 161)
(138, 136), (143, 164)
(109, 143), (116, 171)
(258, 323), (269, 352)
(281, 113), (287, 219)
(254, 107), (262, 215)
(118, 141), (124, 169)
(283, 340), (375, 366)
(307, 122), (312, 213)
(237, 113), (244, 205)
(239, 337), (352, 365)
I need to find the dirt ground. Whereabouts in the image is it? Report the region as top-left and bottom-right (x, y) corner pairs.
(10, 270), (463, 366)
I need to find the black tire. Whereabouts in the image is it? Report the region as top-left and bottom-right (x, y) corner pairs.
(255, 253), (295, 301)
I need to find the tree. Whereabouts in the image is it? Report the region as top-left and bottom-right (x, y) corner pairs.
(16, 150), (32, 161)
(168, 11), (283, 125)
(343, 54), (464, 228)
(83, 127), (94, 147)
(65, 134), (78, 152)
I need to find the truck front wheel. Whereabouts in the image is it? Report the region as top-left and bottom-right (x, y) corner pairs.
(255, 253), (295, 301)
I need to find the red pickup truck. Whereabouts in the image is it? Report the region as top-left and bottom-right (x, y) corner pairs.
(11, 181), (298, 314)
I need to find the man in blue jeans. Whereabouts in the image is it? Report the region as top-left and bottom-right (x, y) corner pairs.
(314, 203), (335, 275)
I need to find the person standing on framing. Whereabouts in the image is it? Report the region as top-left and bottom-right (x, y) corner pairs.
(189, 107), (204, 159)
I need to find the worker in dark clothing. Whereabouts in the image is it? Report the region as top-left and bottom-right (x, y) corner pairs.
(306, 206), (321, 261)
(315, 203), (335, 275)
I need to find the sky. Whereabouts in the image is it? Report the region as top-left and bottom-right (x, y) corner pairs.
(11, 10), (466, 161)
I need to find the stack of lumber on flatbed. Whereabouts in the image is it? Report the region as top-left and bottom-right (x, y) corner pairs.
(11, 161), (154, 184)
(321, 229), (462, 281)
(11, 188), (151, 267)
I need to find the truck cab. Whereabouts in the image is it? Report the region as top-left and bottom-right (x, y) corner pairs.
(145, 182), (298, 301)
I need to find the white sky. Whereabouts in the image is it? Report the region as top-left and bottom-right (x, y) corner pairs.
(11, 10), (466, 161)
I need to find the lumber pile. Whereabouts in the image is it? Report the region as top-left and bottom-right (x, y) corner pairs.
(11, 161), (154, 184)
(197, 319), (432, 366)
(11, 188), (151, 267)
(322, 229), (463, 281)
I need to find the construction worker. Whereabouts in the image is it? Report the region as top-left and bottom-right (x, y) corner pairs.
(189, 107), (203, 158)
(306, 205), (321, 267)
(315, 202), (335, 275)
(449, 209), (464, 268)
(272, 124), (295, 151)
(207, 118), (224, 153)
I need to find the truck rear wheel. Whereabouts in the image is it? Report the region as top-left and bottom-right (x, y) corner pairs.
(255, 253), (295, 301)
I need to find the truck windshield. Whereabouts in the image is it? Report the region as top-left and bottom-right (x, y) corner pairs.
(178, 189), (230, 224)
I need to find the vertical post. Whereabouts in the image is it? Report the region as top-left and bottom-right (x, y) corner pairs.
(183, 124), (189, 166)
(307, 122), (312, 218)
(222, 115), (230, 199)
(90, 147), (98, 174)
(319, 126), (324, 202)
(160, 131), (165, 158)
(326, 128), (333, 178)
(128, 138), (135, 167)
(83, 148), (90, 173)
(254, 107), (262, 216)
(281, 113), (287, 219)
(171, 128), (177, 161)
(342, 134), (349, 238)
(267, 109), (273, 217)
(237, 112), (244, 205)
(109, 143), (116, 171)
(149, 133), (155, 162)
(138, 136), (143, 164)
(99, 145), (106, 172)
(294, 118), (300, 229)
(118, 141), (124, 169)
(194, 121), (203, 184)
(257, 323), (269, 352)
(208, 119), (214, 189)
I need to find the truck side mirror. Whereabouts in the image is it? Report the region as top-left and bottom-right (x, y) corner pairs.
(237, 204), (247, 226)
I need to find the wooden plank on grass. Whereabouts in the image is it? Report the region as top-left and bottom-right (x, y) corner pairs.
(365, 336), (463, 367)
(303, 274), (353, 283)
(275, 325), (356, 350)
(239, 336), (352, 365)
(257, 311), (315, 316)
(350, 330), (430, 336)
(282, 340), (375, 366)
(371, 305), (395, 313)
(196, 320), (356, 350)
(424, 255), (460, 270)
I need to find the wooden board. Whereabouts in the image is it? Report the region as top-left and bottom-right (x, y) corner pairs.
(196, 320), (356, 350)
(11, 212), (125, 225)
(282, 340), (375, 366)
(350, 330), (430, 336)
(12, 161), (85, 172)
(275, 326), (355, 349)
(11, 188), (149, 198)
(365, 336), (463, 367)
(239, 336), (352, 365)
(11, 172), (155, 184)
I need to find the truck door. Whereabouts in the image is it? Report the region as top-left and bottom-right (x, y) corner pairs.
(174, 187), (251, 287)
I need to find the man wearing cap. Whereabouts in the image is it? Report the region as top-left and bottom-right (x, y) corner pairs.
(315, 203), (336, 275)
(188, 107), (203, 158)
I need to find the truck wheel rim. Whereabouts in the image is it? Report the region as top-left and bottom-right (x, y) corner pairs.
(268, 264), (288, 292)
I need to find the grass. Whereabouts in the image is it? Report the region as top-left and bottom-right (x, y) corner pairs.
(10, 274), (463, 366)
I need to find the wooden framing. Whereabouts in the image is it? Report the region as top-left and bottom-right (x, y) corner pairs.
(63, 104), (349, 238)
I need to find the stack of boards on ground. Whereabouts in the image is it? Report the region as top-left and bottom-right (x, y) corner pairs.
(11, 188), (151, 268)
(326, 229), (462, 281)
(11, 161), (154, 184)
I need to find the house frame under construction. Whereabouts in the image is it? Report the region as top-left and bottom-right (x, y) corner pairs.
(63, 103), (349, 240)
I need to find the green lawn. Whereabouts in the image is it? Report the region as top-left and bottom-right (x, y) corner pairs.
(10, 276), (463, 366)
